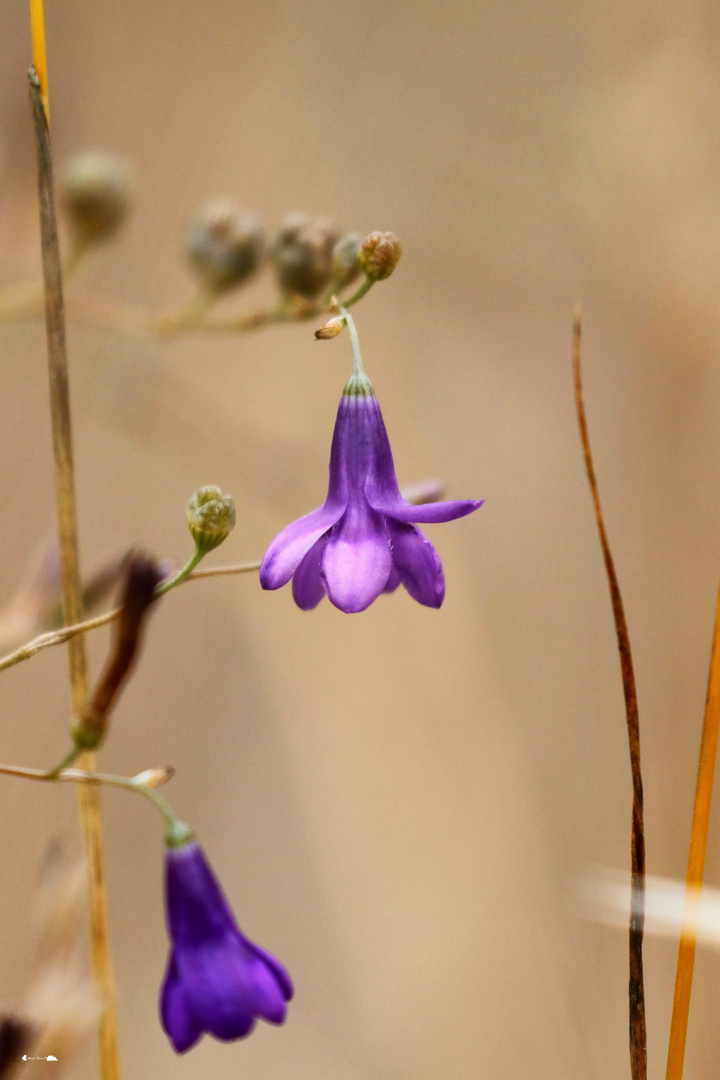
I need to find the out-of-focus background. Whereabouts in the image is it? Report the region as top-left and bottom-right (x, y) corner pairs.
(2, 1), (720, 1077)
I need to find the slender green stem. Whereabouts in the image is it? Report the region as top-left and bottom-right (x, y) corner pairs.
(154, 547), (204, 597)
(341, 276), (374, 309)
(340, 307), (366, 378)
(0, 558), (261, 677)
(0, 761), (185, 832)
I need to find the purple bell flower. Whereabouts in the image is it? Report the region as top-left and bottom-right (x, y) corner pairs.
(260, 312), (482, 613)
(161, 839), (293, 1053)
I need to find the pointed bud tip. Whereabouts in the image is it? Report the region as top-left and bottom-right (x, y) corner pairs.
(315, 316), (344, 340)
(133, 766), (175, 788)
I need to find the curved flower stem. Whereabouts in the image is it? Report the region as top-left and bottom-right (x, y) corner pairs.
(340, 308), (366, 378)
(341, 276), (375, 309)
(154, 548), (204, 598)
(0, 559), (261, 676)
(572, 307), (646, 1080)
(0, 761), (183, 831)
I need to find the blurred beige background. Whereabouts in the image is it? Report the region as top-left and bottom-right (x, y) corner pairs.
(2, 0), (720, 1077)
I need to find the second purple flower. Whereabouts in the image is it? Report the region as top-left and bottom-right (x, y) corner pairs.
(260, 313), (482, 612)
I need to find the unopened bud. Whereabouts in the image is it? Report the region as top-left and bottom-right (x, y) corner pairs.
(187, 486), (236, 554)
(184, 200), (264, 291)
(60, 151), (133, 243)
(315, 315), (345, 340)
(358, 231), (402, 281)
(269, 212), (341, 298)
(331, 233), (362, 289)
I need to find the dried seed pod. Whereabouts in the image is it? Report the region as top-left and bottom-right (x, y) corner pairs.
(184, 200), (264, 290)
(331, 233), (362, 289)
(60, 150), (133, 243)
(269, 212), (341, 298)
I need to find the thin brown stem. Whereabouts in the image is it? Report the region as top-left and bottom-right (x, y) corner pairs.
(572, 306), (646, 1080)
(29, 68), (120, 1080)
(665, 580), (720, 1080)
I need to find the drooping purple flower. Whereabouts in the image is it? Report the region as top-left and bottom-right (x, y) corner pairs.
(260, 314), (482, 613)
(161, 839), (293, 1054)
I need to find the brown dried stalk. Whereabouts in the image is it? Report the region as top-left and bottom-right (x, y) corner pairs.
(572, 308), (646, 1080)
(29, 67), (120, 1080)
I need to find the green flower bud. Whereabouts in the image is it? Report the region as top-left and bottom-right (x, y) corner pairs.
(187, 486), (236, 553)
(184, 200), (264, 291)
(60, 150), (133, 243)
(358, 231), (402, 281)
(331, 233), (362, 289)
(269, 212), (341, 298)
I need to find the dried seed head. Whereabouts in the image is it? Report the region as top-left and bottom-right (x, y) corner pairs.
(314, 315), (345, 340)
(60, 150), (133, 243)
(358, 231), (402, 281)
(269, 212), (341, 298)
(184, 200), (264, 290)
(133, 766), (175, 788)
(187, 486), (236, 554)
(331, 233), (362, 289)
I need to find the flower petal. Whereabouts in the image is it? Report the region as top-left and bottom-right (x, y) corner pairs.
(360, 394), (483, 523)
(367, 487), (484, 524)
(386, 519), (445, 608)
(161, 953), (203, 1054)
(247, 955), (290, 1024)
(291, 535), (328, 610)
(321, 504), (392, 613)
(245, 941), (295, 1002)
(260, 504), (345, 591)
(178, 938), (257, 1041)
(383, 565), (401, 593)
(165, 842), (238, 946)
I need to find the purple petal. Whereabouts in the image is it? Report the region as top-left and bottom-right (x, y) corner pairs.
(245, 940), (295, 1002)
(165, 843), (238, 945)
(321, 503), (392, 613)
(386, 519), (445, 608)
(367, 488), (484, 524)
(178, 938), (257, 1041)
(161, 953), (203, 1054)
(246, 956), (290, 1024)
(359, 393), (483, 523)
(260, 503), (345, 591)
(383, 565), (401, 593)
(291, 535), (328, 610)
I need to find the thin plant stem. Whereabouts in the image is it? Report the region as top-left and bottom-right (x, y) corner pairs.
(29, 66), (120, 1080)
(572, 306), (646, 1080)
(341, 276), (374, 308)
(0, 763), (180, 829)
(665, 579), (720, 1080)
(0, 560), (261, 675)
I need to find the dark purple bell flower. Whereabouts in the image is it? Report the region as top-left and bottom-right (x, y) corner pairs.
(260, 320), (482, 613)
(161, 839), (293, 1053)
